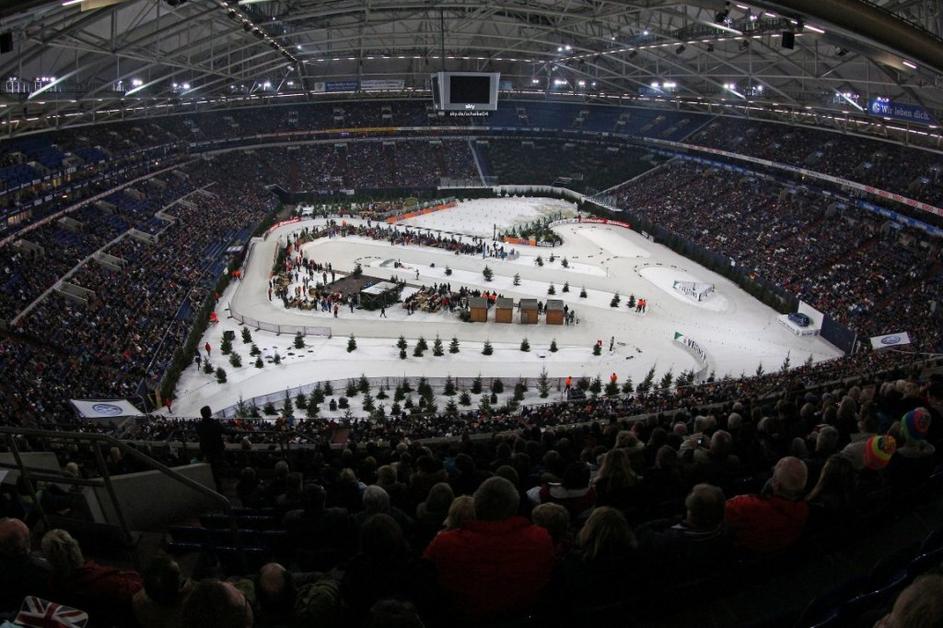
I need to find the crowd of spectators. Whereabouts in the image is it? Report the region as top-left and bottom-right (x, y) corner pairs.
(0, 154), (279, 425)
(610, 162), (943, 353)
(1, 367), (941, 626)
(690, 117), (943, 207)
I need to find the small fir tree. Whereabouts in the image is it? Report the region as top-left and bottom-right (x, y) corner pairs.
(432, 335), (444, 357)
(538, 369), (550, 398)
(346, 379), (359, 398)
(449, 337), (460, 354)
(562, 281), (570, 293)
(273, 352), (282, 365)
(443, 376), (457, 396)
(482, 266), (494, 282)
(659, 370), (674, 390)
(550, 339), (558, 352)
(294, 332), (305, 349)
(250, 344), (261, 356)
(241, 328), (253, 344)
(323, 381), (334, 396)
(347, 334), (357, 353)
(459, 390), (472, 406)
(580, 286), (588, 298)
(589, 376), (602, 396)
(229, 353), (242, 368)
(520, 338), (530, 352)
(221, 336), (233, 355)
(471, 374), (483, 394)
(215, 367), (227, 383)
(482, 340), (494, 356)
(605, 379), (619, 397)
(513, 273), (521, 286)
(397, 336), (408, 350)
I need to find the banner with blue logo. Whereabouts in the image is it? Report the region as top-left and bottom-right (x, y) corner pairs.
(313, 80), (359, 93)
(867, 98), (937, 126)
(869, 332), (912, 350)
(70, 399), (144, 419)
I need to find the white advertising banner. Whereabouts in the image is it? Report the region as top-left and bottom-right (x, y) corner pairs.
(361, 79), (405, 90)
(70, 399), (144, 419)
(869, 332), (912, 350)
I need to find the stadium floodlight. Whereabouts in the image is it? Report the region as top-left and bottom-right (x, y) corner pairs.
(531, 78), (540, 84)
(61, 0), (83, 5)
(902, 60), (917, 69)
(577, 80), (586, 87)
(642, 30), (649, 35)
(131, 78), (143, 87)
(564, 45), (572, 51)
(805, 24), (825, 34)
(182, 82), (191, 90)
(663, 81), (677, 89)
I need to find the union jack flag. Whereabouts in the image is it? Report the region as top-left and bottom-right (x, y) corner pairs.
(15, 597), (88, 628)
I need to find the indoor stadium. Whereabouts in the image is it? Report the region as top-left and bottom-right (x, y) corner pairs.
(0, 0), (942, 626)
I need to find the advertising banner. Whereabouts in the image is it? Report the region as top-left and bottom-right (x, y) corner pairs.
(70, 399), (144, 419)
(361, 79), (405, 91)
(867, 98), (938, 126)
(869, 332), (912, 350)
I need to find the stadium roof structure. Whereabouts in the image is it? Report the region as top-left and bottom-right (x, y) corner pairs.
(0, 0), (942, 139)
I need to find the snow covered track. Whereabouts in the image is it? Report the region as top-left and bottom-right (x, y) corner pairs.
(171, 198), (844, 417)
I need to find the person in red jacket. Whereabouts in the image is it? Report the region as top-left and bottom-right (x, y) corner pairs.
(423, 476), (555, 621)
(725, 456), (809, 554)
(41, 528), (143, 625)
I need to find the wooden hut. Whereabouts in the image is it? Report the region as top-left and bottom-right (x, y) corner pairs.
(495, 297), (514, 323)
(520, 298), (539, 324)
(468, 296), (488, 322)
(545, 299), (564, 325)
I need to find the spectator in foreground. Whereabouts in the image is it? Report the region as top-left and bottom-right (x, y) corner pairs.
(0, 517), (50, 611)
(182, 579), (254, 628)
(132, 553), (193, 628)
(641, 483), (730, 570)
(41, 528), (143, 625)
(873, 573), (943, 628)
(424, 476), (554, 621)
(724, 456), (809, 553)
(550, 506), (640, 615)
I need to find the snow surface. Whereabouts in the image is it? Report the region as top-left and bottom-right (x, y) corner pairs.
(398, 197), (576, 237)
(170, 202), (845, 418)
(639, 265), (729, 313)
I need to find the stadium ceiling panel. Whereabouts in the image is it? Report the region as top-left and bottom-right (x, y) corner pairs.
(0, 0), (940, 137)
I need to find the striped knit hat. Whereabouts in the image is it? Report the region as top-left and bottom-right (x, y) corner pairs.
(863, 435), (896, 470)
(901, 407), (932, 442)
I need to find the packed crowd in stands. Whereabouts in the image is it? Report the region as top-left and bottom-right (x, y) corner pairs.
(690, 117), (943, 207)
(1, 368), (941, 626)
(0, 154), (279, 425)
(6, 99), (943, 242)
(610, 162), (943, 354)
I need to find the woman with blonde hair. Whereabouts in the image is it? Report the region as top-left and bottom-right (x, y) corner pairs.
(551, 507), (640, 616)
(593, 448), (643, 517)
